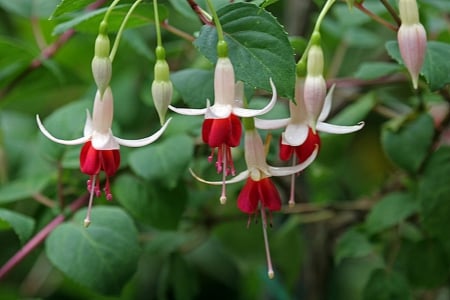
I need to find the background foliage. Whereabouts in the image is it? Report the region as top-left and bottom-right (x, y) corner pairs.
(0, 0), (450, 299)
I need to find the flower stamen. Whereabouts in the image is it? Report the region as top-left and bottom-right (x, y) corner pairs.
(84, 175), (97, 228)
(260, 206), (274, 279)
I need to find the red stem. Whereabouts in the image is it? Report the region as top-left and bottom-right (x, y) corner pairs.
(0, 194), (88, 281)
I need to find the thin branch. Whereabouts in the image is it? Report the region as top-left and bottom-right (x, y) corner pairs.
(0, 193), (89, 281)
(161, 20), (195, 42)
(32, 193), (55, 208)
(380, 0), (402, 27)
(355, 2), (398, 32)
(186, 0), (212, 25)
(0, 0), (107, 101)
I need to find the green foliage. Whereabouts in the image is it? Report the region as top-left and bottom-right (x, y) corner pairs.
(45, 206), (141, 295)
(0, 0), (449, 299)
(194, 2), (296, 99)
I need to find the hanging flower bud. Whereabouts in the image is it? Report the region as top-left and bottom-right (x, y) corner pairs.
(397, 0), (427, 89)
(304, 34), (326, 130)
(91, 21), (112, 96)
(152, 46), (173, 125)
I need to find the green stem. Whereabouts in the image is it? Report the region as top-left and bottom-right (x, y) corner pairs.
(205, 0), (224, 42)
(153, 0), (162, 47)
(110, 0), (143, 61)
(103, 0), (122, 23)
(296, 0), (335, 71)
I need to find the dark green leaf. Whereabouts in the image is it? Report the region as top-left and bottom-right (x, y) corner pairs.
(404, 240), (449, 288)
(365, 192), (418, 234)
(335, 228), (373, 264)
(45, 206), (141, 296)
(420, 147), (450, 241)
(0, 208), (35, 244)
(194, 2), (296, 99)
(386, 41), (450, 91)
(113, 174), (187, 229)
(128, 134), (194, 188)
(381, 113), (434, 173)
(363, 269), (411, 300)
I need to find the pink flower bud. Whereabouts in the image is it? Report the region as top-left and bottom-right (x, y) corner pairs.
(304, 45), (326, 128)
(397, 0), (427, 89)
(214, 57), (235, 106)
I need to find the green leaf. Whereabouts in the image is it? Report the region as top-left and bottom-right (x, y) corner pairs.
(45, 206), (141, 296)
(53, 4), (168, 35)
(51, 0), (95, 18)
(0, 208), (35, 244)
(354, 62), (402, 80)
(381, 113), (434, 173)
(403, 240), (449, 288)
(335, 227), (374, 264)
(386, 41), (450, 91)
(113, 174), (187, 229)
(0, 175), (53, 204)
(128, 134), (194, 188)
(420, 147), (450, 242)
(194, 2), (296, 99)
(171, 69), (214, 109)
(364, 192), (418, 234)
(363, 269), (411, 300)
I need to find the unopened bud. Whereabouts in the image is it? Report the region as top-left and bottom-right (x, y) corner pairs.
(92, 29), (112, 95)
(214, 57), (235, 106)
(398, 0), (427, 89)
(304, 45), (326, 128)
(152, 57), (173, 125)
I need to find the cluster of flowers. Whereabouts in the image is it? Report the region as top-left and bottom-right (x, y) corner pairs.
(35, 0), (426, 277)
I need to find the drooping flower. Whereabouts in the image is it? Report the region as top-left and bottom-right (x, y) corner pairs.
(37, 87), (171, 226)
(255, 78), (364, 205)
(170, 56), (277, 204)
(190, 123), (318, 278)
(397, 0), (427, 89)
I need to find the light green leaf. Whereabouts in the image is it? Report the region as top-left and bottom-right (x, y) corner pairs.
(0, 175), (53, 204)
(0, 208), (35, 244)
(194, 2), (296, 99)
(128, 134), (194, 188)
(0, 0), (60, 18)
(354, 62), (402, 80)
(53, 4), (168, 35)
(335, 228), (373, 264)
(365, 192), (418, 234)
(363, 269), (411, 300)
(420, 147), (450, 242)
(381, 113), (434, 173)
(386, 41), (450, 91)
(113, 174), (187, 229)
(45, 206), (141, 296)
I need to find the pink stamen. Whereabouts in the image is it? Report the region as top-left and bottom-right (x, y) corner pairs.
(260, 206), (275, 279)
(104, 177), (113, 201)
(84, 175), (96, 227)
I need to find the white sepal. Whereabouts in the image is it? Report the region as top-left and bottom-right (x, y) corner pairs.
(36, 115), (89, 146)
(114, 117), (172, 147)
(269, 146), (318, 176)
(317, 121), (365, 134)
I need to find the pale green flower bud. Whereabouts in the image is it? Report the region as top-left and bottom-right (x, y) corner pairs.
(91, 22), (112, 96)
(152, 50), (173, 125)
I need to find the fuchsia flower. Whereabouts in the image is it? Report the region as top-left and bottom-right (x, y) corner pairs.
(255, 79), (364, 205)
(191, 126), (318, 278)
(37, 87), (171, 226)
(170, 57), (277, 204)
(397, 0), (427, 89)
